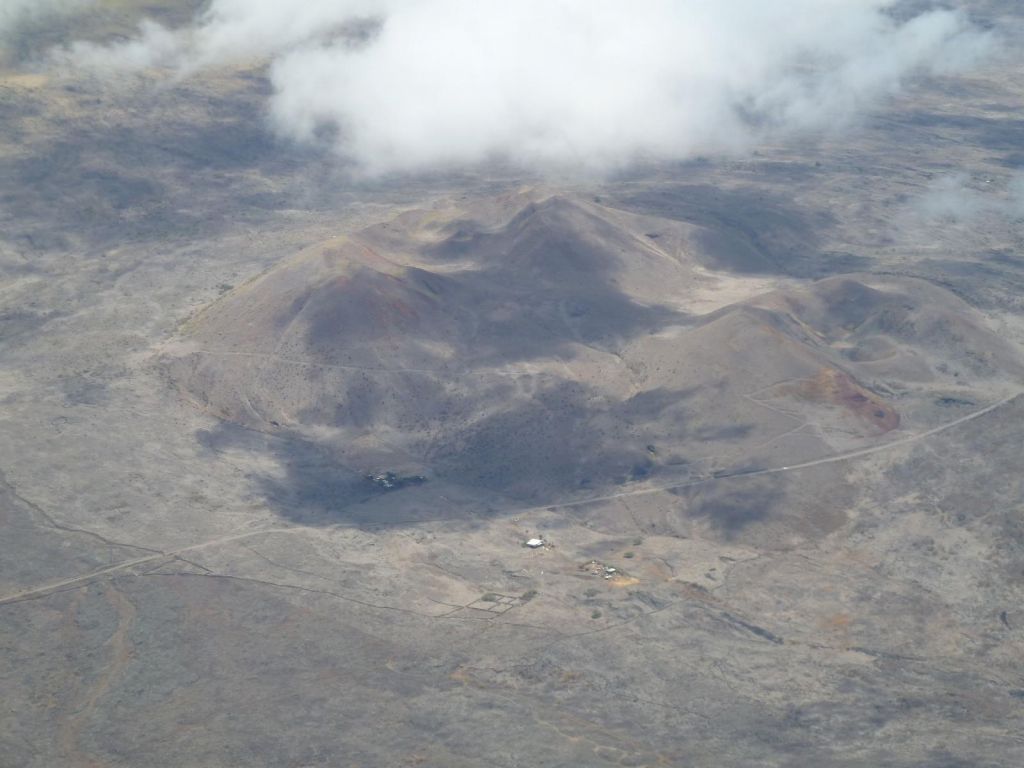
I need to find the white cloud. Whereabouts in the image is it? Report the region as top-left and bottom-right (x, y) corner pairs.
(53, 0), (993, 175)
(916, 172), (1024, 223)
(0, 0), (92, 42)
(56, 0), (382, 73)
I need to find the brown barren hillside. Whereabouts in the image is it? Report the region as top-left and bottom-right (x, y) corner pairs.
(164, 193), (1024, 525)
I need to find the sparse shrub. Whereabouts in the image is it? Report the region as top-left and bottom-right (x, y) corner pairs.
(624, 551), (635, 559)
(591, 610), (602, 619)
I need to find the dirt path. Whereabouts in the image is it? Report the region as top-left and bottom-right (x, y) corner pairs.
(57, 584), (137, 767)
(503, 390), (1022, 513)
(0, 527), (302, 607)
(1, 391), (1018, 607)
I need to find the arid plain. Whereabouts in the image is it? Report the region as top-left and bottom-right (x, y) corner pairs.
(3, 2), (1024, 766)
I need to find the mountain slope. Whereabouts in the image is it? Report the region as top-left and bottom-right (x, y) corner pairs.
(164, 193), (1023, 539)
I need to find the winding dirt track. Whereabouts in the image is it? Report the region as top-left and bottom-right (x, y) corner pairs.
(0, 528), (302, 607)
(1, 391), (1018, 607)
(534, 390), (1022, 513)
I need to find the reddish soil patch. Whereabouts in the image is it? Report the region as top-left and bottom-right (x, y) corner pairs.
(786, 367), (900, 434)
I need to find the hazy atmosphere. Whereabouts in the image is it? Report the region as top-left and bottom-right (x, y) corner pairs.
(54, 0), (993, 170)
(2, 1), (1024, 766)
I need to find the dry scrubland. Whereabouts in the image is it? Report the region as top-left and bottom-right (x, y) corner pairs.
(3, 2), (1024, 767)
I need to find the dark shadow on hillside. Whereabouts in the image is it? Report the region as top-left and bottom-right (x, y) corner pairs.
(902, 112), (1024, 153)
(303, 198), (692, 368)
(0, 73), (336, 251)
(607, 184), (842, 277)
(669, 474), (786, 538)
(0, 1), (207, 66)
(196, 423), (373, 526)
(878, 107), (1024, 171)
(422, 382), (704, 502)
(302, 266), (687, 369)
(192, 380), (765, 526)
